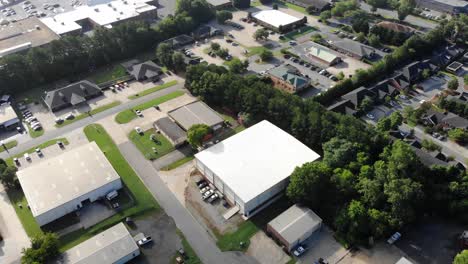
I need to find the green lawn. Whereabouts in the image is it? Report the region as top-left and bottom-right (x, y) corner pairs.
(246, 46), (270, 57)
(6, 138), (70, 237)
(283, 26), (316, 41)
(0, 140), (18, 153)
(55, 101), (121, 128)
(58, 124), (161, 251)
(89, 65), (128, 84)
(161, 156), (195, 171)
(273, 0), (307, 14)
(128, 80), (178, 99)
(115, 91), (185, 124)
(171, 230), (203, 264)
(129, 128), (174, 160)
(27, 123), (44, 138)
(217, 221), (258, 251)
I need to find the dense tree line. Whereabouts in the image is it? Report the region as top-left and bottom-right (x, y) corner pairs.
(185, 63), (468, 246)
(314, 15), (468, 106)
(438, 97), (468, 119)
(369, 25), (408, 46)
(0, 0), (214, 95)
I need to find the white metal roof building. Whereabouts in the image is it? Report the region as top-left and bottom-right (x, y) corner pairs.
(17, 142), (122, 226)
(267, 204), (322, 251)
(59, 222), (140, 264)
(251, 10), (305, 32)
(0, 103), (19, 129)
(40, 0), (157, 35)
(195, 120), (320, 217)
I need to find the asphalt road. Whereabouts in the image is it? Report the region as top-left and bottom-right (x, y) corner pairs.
(0, 84), (184, 160)
(119, 142), (259, 264)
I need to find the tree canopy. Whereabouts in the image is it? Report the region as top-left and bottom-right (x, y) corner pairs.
(187, 124), (212, 148)
(21, 233), (59, 264)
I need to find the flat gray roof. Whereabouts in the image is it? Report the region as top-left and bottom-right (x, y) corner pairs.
(17, 142), (121, 217)
(154, 117), (187, 143)
(60, 222), (139, 264)
(268, 204), (322, 244)
(168, 101), (224, 131)
(0, 103), (18, 124)
(0, 17), (59, 54)
(207, 0), (231, 6)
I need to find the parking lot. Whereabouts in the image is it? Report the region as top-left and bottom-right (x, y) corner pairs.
(0, 0), (78, 22)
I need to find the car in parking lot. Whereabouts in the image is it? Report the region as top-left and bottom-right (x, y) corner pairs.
(24, 153), (31, 161)
(200, 186), (210, 194)
(135, 127), (143, 135)
(202, 189), (214, 200)
(293, 245), (308, 257)
(366, 113), (375, 120)
(57, 141), (64, 148)
(35, 148), (42, 156)
(137, 236), (153, 246)
(135, 109), (143, 117)
(207, 193), (219, 203)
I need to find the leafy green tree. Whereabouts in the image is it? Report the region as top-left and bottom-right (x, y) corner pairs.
(335, 200), (370, 245)
(352, 18), (369, 35)
(384, 178), (423, 226)
(0, 166), (18, 189)
(187, 124), (212, 148)
(397, 0), (415, 21)
(156, 43), (174, 68)
(216, 10), (233, 24)
(376, 117), (392, 132)
(368, 34), (381, 47)
(453, 250), (468, 264)
(22, 233), (59, 264)
(323, 137), (361, 167)
(172, 52), (186, 73)
(421, 139), (441, 152)
(287, 161), (333, 209)
(331, 0), (359, 17)
(359, 97), (374, 112)
(356, 32), (366, 42)
(319, 10), (332, 21)
(228, 58), (248, 73)
(253, 28), (269, 40)
(259, 49), (273, 61)
(448, 128), (468, 144)
(448, 77), (459, 90)
(389, 112), (403, 129)
(177, 0), (215, 23)
(464, 75), (468, 85)
(421, 68), (431, 79)
(211, 42), (221, 51)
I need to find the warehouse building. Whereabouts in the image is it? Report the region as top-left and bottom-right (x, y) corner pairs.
(251, 10), (306, 33)
(195, 120), (320, 217)
(0, 103), (19, 130)
(267, 204), (322, 252)
(168, 101), (224, 131)
(154, 117), (187, 147)
(59, 222), (140, 264)
(17, 142), (122, 226)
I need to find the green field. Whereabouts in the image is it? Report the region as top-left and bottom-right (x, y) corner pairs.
(129, 128), (174, 160)
(115, 91), (185, 124)
(161, 156), (195, 171)
(57, 124), (161, 251)
(0, 140), (18, 153)
(55, 101), (121, 128)
(6, 138), (70, 237)
(89, 65), (128, 84)
(128, 80), (178, 99)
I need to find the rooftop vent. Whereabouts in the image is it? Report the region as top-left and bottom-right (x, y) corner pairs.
(94, 7), (99, 12)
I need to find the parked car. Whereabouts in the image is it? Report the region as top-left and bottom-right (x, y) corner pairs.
(13, 158), (19, 165)
(24, 153), (31, 161)
(200, 186), (210, 194)
(366, 113), (375, 120)
(135, 127), (143, 135)
(289, 41), (297, 46)
(387, 232), (401, 244)
(35, 148), (42, 156)
(16, 126), (22, 133)
(207, 193), (219, 203)
(135, 109), (143, 117)
(65, 113), (75, 120)
(57, 141), (64, 148)
(137, 236), (153, 246)
(55, 118), (64, 124)
(293, 245), (308, 257)
(197, 181), (208, 189)
(202, 190), (214, 200)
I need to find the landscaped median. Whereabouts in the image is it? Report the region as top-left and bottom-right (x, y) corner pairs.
(128, 80), (178, 99)
(0, 140), (18, 153)
(55, 101), (121, 128)
(161, 156), (194, 171)
(129, 128), (174, 160)
(57, 124), (160, 251)
(6, 138), (70, 237)
(27, 123), (44, 138)
(115, 90), (185, 124)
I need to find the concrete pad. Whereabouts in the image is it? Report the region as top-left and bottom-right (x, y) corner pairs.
(326, 56), (371, 77)
(158, 161), (194, 206)
(297, 227), (348, 264)
(247, 232), (291, 264)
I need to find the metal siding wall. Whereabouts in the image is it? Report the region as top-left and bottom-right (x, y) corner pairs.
(114, 249), (141, 264)
(224, 185), (235, 204)
(213, 174), (224, 190)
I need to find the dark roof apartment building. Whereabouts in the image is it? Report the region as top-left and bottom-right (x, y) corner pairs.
(44, 80), (102, 112)
(126, 61), (163, 82)
(192, 25), (223, 40)
(162, 34), (194, 49)
(422, 109), (468, 129)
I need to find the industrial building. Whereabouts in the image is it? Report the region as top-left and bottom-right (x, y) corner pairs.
(168, 101), (224, 131)
(154, 117), (187, 147)
(250, 10), (306, 33)
(0, 103), (19, 130)
(195, 120), (320, 217)
(40, 0), (158, 36)
(59, 222), (140, 264)
(0, 17), (60, 57)
(267, 204), (322, 252)
(17, 142), (122, 226)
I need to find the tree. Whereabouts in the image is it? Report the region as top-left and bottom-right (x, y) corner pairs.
(187, 124), (212, 148)
(273, 3), (278, 9)
(448, 77), (459, 90)
(323, 137), (361, 167)
(389, 112), (403, 129)
(22, 233), (59, 264)
(376, 117), (392, 132)
(216, 10), (233, 24)
(259, 49), (273, 61)
(397, 0), (415, 21)
(227, 58), (249, 73)
(448, 128), (468, 144)
(421, 68), (431, 79)
(210, 42), (221, 51)
(359, 97), (374, 112)
(0, 166), (18, 189)
(331, 0), (359, 17)
(335, 200), (370, 245)
(287, 162), (333, 209)
(319, 10), (332, 21)
(453, 250), (468, 264)
(356, 32), (366, 42)
(177, 0), (215, 23)
(368, 34), (381, 47)
(464, 75), (468, 86)
(171, 52), (186, 73)
(352, 18), (369, 35)
(156, 43), (174, 68)
(253, 28), (269, 40)
(421, 139), (441, 152)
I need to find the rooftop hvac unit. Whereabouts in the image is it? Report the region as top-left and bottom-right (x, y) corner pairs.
(35, 25), (40, 30)
(113, 7), (116, 11)
(94, 7), (99, 11)
(107, 3), (112, 6)
(61, 22), (65, 25)
(123, 0), (127, 4)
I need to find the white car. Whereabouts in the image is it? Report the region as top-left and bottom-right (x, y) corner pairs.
(24, 153), (31, 161)
(202, 190), (214, 200)
(293, 245), (308, 257)
(199, 186), (210, 194)
(135, 127), (143, 135)
(137, 236), (152, 246)
(366, 113), (375, 120)
(135, 109), (143, 117)
(387, 232), (401, 244)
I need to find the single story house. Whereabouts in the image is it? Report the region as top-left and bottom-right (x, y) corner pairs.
(415, 0), (468, 14)
(162, 34), (195, 49)
(43, 80), (102, 112)
(0, 103), (19, 130)
(331, 40), (376, 60)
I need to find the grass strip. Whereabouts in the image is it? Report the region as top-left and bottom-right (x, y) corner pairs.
(129, 128), (174, 160)
(128, 80), (178, 99)
(55, 101), (121, 128)
(26, 123), (44, 138)
(161, 156), (194, 171)
(0, 140), (18, 153)
(171, 230), (203, 264)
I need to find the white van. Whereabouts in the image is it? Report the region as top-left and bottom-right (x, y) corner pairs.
(106, 190), (118, 201)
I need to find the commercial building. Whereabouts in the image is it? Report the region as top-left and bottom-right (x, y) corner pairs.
(195, 120), (320, 217)
(331, 40), (376, 60)
(415, 0), (468, 14)
(40, 0), (158, 36)
(126, 60), (163, 82)
(44, 80), (103, 112)
(251, 10), (306, 33)
(206, 0), (232, 9)
(17, 142), (122, 226)
(59, 222), (140, 264)
(267, 64), (310, 93)
(168, 101), (224, 131)
(0, 103), (19, 130)
(284, 0), (332, 12)
(267, 204), (322, 252)
(308, 44), (342, 66)
(154, 117), (187, 147)
(0, 17), (59, 57)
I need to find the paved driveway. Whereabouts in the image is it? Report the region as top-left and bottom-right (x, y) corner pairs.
(0, 185), (29, 264)
(247, 232), (291, 264)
